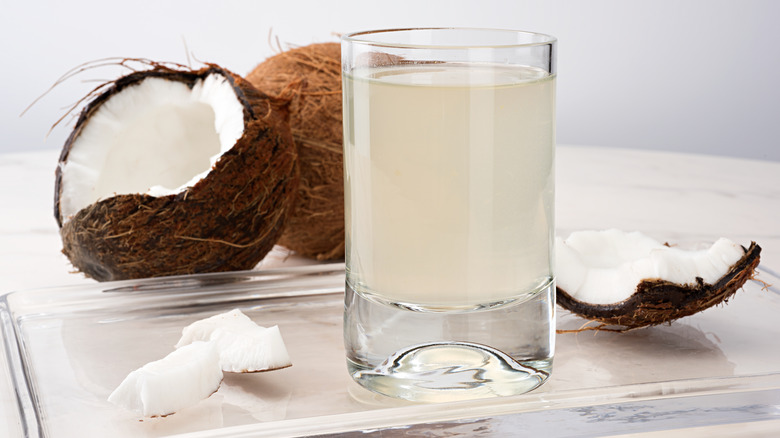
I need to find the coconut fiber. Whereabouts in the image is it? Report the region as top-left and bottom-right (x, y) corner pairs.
(247, 42), (345, 260)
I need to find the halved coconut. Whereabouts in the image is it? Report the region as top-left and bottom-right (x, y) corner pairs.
(176, 309), (292, 373)
(556, 229), (761, 329)
(108, 341), (222, 417)
(55, 64), (299, 281)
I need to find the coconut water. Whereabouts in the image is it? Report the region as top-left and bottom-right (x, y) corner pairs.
(343, 64), (555, 308)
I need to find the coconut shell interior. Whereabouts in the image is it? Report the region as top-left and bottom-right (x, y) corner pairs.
(247, 42), (345, 261)
(56, 65), (299, 281)
(557, 242), (762, 329)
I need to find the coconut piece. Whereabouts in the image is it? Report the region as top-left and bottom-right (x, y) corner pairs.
(55, 64), (299, 281)
(176, 309), (292, 373)
(209, 325), (292, 373)
(108, 341), (222, 417)
(175, 308), (258, 348)
(556, 229), (761, 329)
(247, 42), (345, 261)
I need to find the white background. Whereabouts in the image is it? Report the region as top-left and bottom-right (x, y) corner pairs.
(2, 0), (778, 161)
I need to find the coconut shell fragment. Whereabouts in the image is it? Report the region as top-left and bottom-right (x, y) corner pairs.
(56, 64), (299, 281)
(247, 42), (345, 260)
(558, 242), (762, 329)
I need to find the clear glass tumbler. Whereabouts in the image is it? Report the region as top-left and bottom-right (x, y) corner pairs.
(341, 28), (557, 402)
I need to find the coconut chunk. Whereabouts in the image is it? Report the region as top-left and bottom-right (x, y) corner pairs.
(209, 325), (292, 373)
(556, 229), (745, 305)
(176, 309), (292, 373)
(108, 341), (222, 417)
(175, 308), (259, 348)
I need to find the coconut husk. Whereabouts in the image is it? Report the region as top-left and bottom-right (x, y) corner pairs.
(56, 64), (299, 281)
(246, 42), (345, 260)
(557, 242), (762, 330)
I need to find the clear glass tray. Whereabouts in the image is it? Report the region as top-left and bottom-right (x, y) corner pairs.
(2, 262), (779, 437)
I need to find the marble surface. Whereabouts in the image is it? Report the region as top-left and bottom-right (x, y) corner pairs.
(1, 144), (778, 437)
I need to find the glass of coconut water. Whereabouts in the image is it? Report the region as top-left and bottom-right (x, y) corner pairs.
(341, 28), (556, 402)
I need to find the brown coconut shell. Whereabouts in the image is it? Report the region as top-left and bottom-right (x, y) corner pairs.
(55, 64), (299, 281)
(557, 242), (762, 329)
(246, 42), (345, 261)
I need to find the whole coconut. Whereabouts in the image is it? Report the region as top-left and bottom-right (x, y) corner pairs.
(56, 64), (299, 281)
(247, 42), (345, 261)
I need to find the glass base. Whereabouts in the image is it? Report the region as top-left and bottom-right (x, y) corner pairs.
(344, 280), (555, 403)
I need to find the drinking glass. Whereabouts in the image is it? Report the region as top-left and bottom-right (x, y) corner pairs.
(341, 28), (557, 402)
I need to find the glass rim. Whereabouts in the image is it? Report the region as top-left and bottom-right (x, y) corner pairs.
(341, 27), (557, 50)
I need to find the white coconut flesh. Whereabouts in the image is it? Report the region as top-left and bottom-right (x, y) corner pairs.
(555, 229), (745, 305)
(175, 308), (257, 347)
(107, 341), (222, 417)
(58, 74), (245, 224)
(176, 309), (292, 373)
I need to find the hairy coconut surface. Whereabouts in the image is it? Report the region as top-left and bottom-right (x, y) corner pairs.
(56, 64), (299, 281)
(558, 241), (761, 329)
(247, 42), (345, 260)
